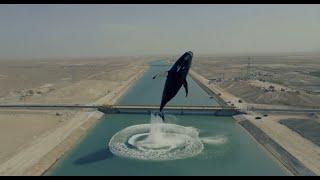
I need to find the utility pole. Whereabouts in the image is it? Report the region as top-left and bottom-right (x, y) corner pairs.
(71, 66), (75, 83)
(247, 56), (251, 80)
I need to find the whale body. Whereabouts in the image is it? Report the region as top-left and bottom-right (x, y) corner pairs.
(154, 51), (193, 120)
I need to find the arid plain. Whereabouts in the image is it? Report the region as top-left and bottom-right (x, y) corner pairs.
(0, 57), (151, 175)
(192, 53), (320, 175)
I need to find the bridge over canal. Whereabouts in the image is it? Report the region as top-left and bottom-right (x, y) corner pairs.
(0, 104), (241, 116)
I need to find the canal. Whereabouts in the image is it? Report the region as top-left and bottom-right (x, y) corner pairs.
(47, 60), (289, 176)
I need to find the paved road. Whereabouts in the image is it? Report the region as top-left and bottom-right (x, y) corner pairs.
(0, 104), (241, 116)
(1, 103), (320, 114)
(0, 104), (99, 109)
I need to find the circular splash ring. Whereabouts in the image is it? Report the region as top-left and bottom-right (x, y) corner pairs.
(108, 123), (204, 161)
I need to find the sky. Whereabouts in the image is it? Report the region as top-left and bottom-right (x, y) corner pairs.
(0, 4), (320, 59)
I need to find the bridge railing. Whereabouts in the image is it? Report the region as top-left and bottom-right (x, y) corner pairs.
(104, 104), (238, 110)
(0, 104), (239, 111)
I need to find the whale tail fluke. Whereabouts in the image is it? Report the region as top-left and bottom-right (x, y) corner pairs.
(159, 111), (165, 122)
(154, 111), (165, 122)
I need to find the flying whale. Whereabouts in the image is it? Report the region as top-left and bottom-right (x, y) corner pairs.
(153, 51), (193, 121)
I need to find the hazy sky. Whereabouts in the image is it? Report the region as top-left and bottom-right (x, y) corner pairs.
(0, 4), (320, 59)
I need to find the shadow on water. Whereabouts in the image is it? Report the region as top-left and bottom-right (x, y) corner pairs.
(73, 148), (113, 165)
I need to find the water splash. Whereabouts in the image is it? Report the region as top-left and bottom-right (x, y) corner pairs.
(201, 135), (228, 145)
(108, 114), (204, 161)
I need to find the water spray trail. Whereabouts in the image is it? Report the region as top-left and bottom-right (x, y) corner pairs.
(108, 114), (204, 161)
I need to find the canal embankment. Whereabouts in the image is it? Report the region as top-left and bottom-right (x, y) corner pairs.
(0, 67), (147, 176)
(189, 68), (317, 176)
(189, 70), (228, 107)
(234, 115), (316, 176)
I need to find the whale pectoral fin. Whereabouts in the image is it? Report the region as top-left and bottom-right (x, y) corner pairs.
(183, 79), (188, 97)
(152, 71), (168, 79)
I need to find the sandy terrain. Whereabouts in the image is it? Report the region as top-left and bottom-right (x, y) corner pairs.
(189, 69), (247, 110)
(0, 109), (76, 163)
(192, 54), (320, 107)
(0, 57), (150, 104)
(190, 67), (320, 175)
(244, 114), (320, 175)
(248, 80), (296, 92)
(219, 80), (320, 107)
(0, 57), (150, 175)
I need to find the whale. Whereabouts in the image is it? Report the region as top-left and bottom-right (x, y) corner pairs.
(153, 51), (193, 121)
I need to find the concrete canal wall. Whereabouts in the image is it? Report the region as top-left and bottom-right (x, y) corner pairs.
(234, 115), (316, 176)
(189, 70), (228, 106)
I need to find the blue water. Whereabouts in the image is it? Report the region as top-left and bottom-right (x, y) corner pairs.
(47, 60), (289, 176)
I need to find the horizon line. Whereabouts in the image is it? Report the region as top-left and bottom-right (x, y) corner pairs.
(1, 50), (319, 61)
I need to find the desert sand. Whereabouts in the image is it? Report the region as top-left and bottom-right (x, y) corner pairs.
(0, 109), (76, 163)
(192, 54), (320, 107)
(0, 57), (150, 175)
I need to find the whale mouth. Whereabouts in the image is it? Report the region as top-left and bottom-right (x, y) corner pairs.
(108, 115), (204, 161)
(187, 51), (193, 57)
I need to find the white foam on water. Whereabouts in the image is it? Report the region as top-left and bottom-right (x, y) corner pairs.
(108, 114), (204, 161)
(162, 114), (179, 124)
(201, 135), (228, 145)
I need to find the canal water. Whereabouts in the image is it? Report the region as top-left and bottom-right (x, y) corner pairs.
(117, 60), (219, 106)
(47, 60), (289, 176)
